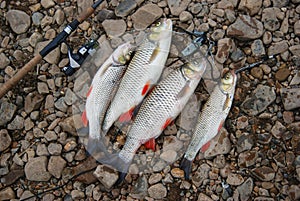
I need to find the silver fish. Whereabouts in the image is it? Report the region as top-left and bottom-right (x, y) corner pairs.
(102, 19), (173, 134)
(181, 70), (237, 179)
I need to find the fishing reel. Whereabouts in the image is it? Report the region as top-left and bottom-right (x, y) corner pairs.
(62, 39), (99, 76)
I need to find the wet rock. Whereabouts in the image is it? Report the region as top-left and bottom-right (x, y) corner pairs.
(102, 19), (126, 37)
(148, 183), (167, 199)
(204, 128), (232, 158)
(131, 4), (163, 30)
(93, 165), (118, 189)
(25, 156), (51, 181)
(167, 0), (191, 16)
(227, 173), (244, 185)
(252, 166), (275, 181)
(227, 15), (264, 40)
(7, 115), (24, 130)
(238, 0), (262, 16)
(238, 150), (258, 167)
(35, 40), (60, 64)
(275, 68), (290, 81)
(0, 129), (11, 152)
(0, 53), (10, 69)
(280, 88), (300, 110)
(215, 38), (235, 64)
(237, 177), (253, 201)
(6, 10), (31, 34)
(241, 85), (276, 116)
(295, 20), (300, 36)
(48, 156), (66, 179)
(115, 0), (137, 17)
(0, 187), (15, 200)
(192, 163), (210, 187)
(0, 101), (17, 126)
(251, 39), (265, 56)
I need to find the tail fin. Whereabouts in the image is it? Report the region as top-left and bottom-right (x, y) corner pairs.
(180, 157), (193, 180)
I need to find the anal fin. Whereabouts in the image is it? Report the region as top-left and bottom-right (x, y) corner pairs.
(200, 141), (210, 153)
(144, 138), (156, 151)
(82, 110), (88, 127)
(118, 107), (135, 123)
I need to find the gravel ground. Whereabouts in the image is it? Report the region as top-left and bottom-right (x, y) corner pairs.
(0, 0), (300, 200)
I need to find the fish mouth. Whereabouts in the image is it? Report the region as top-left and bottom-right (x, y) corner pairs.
(161, 18), (172, 30)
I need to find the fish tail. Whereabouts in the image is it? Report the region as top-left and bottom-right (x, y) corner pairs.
(180, 157), (193, 180)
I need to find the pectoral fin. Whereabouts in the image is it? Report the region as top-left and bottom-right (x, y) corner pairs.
(144, 138), (156, 151)
(141, 80), (151, 96)
(82, 110), (88, 127)
(118, 106), (135, 123)
(200, 141), (210, 152)
(161, 118), (173, 131)
(149, 46), (160, 63)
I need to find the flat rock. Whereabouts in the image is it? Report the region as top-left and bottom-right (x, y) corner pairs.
(280, 88), (300, 110)
(262, 8), (281, 31)
(238, 0), (262, 16)
(0, 187), (15, 200)
(6, 10), (31, 34)
(0, 53), (10, 69)
(241, 85), (276, 116)
(93, 165), (118, 189)
(48, 156), (66, 179)
(7, 115), (24, 130)
(227, 173), (245, 185)
(0, 129), (11, 151)
(267, 40), (289, 55)
(25, 156), (51, 181)
(102, 19), (126, 37)
(227, 15), (263, 40)
(115, 0), (137, 17)
(215, 38), (235, 64)
(132, 4), (163, 30)
(252, 166), (275, 181)
(237, 178), (253, 201)
(0, 101), (17, 126)
(148, 183), (167, 199)
(238, 150), (258, 168)
(167, 0), (191, 16)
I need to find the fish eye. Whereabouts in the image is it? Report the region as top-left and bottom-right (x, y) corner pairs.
(156, 21), (161, 27)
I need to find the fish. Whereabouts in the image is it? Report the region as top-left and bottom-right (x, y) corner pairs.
(102, 19), (173, 134)
(81, 42), (133, 146)
(180, 70), (237, 179)
(102, 56), (209, 184)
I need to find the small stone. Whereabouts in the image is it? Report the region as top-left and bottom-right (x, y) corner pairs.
(0, 187), (15, 200)
(0, 129), (12, 152)
(251, 39), (265, 56)
(48, 143), (62, 155)
(93, 165), (119, 189)
(32, 12), (44, 26)
(227, 173), (244, 186)
(7, 115), (24, 130)
(130, 175), (148, 199)
(160, 150), (177, 163)
(267, 40), (289, 56)
(211, 29), (225, 41)
(54, 9), (65, 25)
(283, 111), (294, 124)
(24, 93), (44, 114)
(37, 82), (49, 94)
(162, 136), (183, 151)
(280, 88), (300, 110)
(204, 128), (231, 158)
(192, 163), (210, 187)
(0, 53), (10, 69)
(263, 31), (272, 45)
(238, 0), (262, 16)
(0, 102), (17, 126)
(74, 71), (91, 92)
(171, 168), (184, 178)
(36, 144), (49, 156)
(48, 156), (66, 178)
(96, 9), (114, 23)
(238, 150), (258, 168)
(41, 0), (55, 8)
(237, 178), (253, 201)
(102, 19), (126, 37)
(115, 0), (137, 17)
(295, 20), (300, 36)
(252, 166), (275, 181)
(153, 160), (167, 172)
(35, 40), (60, 64)
(262, 8), (281, 31)
(148, 183), (167, 199)
(288, 185), (300, 200)
(167, 0), (191, 16)
(241, 85), (276, 116)
(271, 121), (286, 139)
(71, 190), (85, 200)
(164, 123), (177, 135)
(6, 10), (31, 34)
(236, 134), (254, 152)
(197, 193), (213, 201)
(271, 0), (289, 7)
(275, 68), (290, 81)
(77, 0), (93, 13)
(25, 156), (51, 181)
(215, 38), (235, 64)
(179, 11), (193, 22)
(227, 15), (263, 40)
(289, 45), (300, 56)
(132, 4), (163, 30)
(54, 97), (68, 112)
(148, 173), (162, 185)
(20, 191), (36, 201)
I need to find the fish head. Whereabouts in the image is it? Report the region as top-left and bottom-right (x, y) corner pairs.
(220, 69), (237, 93)
(112, 42), (134, 65)
(148, 19), (172, 42)
(182, 57), (208, 79)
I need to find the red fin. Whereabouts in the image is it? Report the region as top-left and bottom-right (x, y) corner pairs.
(86, 86), (93, 97)
(82, 110), (88, 127)
(141, 81), (151, 96)
(218, 120), (224, 132)
(200, 141), (210, 152)
(118, 107), (135, 123)
(161, 118), (173, 131)
(144, 138), (156, 151)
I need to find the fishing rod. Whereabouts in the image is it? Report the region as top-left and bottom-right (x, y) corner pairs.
(0, 0), (105, 99)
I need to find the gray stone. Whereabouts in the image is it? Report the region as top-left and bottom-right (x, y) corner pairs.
(227, 173), (244, 186)
(64, 88), (77, 105)
(96, 9), (115, 22)
(238, 150), (258, 167)
(41, 0), (55, 8)
(54, 97), (68, 112)
(48, 156), (66, 178)
(71, 190), (85, 200)
(74, 71), (91, 92)
(25, 156), (51, 181)
(280, 88), (300, 110)
(271, 0), (289, 8)
(295, 20), (300, 36)
(162, 136), (183, 151)
(20, 191), (36, 201)
(160, 150), (177, 163)
(0, 53), (10, 69)
(115, 0), (137, 17)
(6, 10), (31, 34)
(54, 9), (65, 25)
(77, 0), (93, 14)
(0, 187), (15, 200)
(148, 183), (167, 199)
(102, 19), (127, 37)
(238, 0), (262, 16)
(35, 40), (60, 64)
(132, 4), (163, 30)
(236, 134), (254, 153)
(36, 143), (49, 156)
(227, 15), (263, 40)
(267, 40), (289, 56)
(148, 173), (162, 185)
(48, 143), (62, 155)
(167, 0), (191, 16)
(179, 11), (193, 22)
(37, 82), (49, 94)
(29, 32), (43, 47)
(197, 193), (213, 201)
(192, 163), (210, 187)
(0, 129), (11, 152)
(32, 12), (44, 26)
(237, 178), (253, 201)
(262, 8), (281, 31)
(130, 175), (148, 199)
(0, 101), (17, 126)
(7, 115), (24, 130)
(241, 85), (276, 116)
(93, 165), (119, 189)
(251, 39), (265, 56)
(290, 72), (300, 85)
(289, 45), (300, 56)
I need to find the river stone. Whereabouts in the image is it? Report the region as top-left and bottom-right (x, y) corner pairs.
(262, 7), (281, 31)
(241, 85), (276, 116)
(102, 19), (127, 37)
(167, 0), (191, 16)
(115, 0), (137, 17)
(35, 40), (60, 64)
(227, 15), (263, 40)
(267, 40), (289, 56)
(215, 38), (235, 64)
(238, 0), (262, 16)
(6, 10), (31, 34)
(0, 53), (10, 69)
(0, 101), (17, 126)
(252, 166), (275, 181)
(280, 88), (300, 110)
(0, 129), (11, 152)
(25, 156), (51, 181)
(0, 187), (15, 200)
(148, 183), (167, 199)
(237, 178), (253, 201)
(93, 165), (119, 189)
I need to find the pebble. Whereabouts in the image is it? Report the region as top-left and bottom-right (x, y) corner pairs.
(25, 156), (51, 181)
(267, 40), (289, 55)
(179, 11), (193, 22)
(7, 115), (24, 130)
(197, 193), (213, 201)
(238, 0), (262, 16)
(160, 150), (177, 163)
(48, 156), (66, 178)
(37, 82), (49, 94)
(171, 168), (185, 178)
(0, 53), (10, 69)
(24, 93), (44, 114)
(5, 10), (31, 34)
(192, 163), (210, 187)
(295, 20), (300, 36)
(252, 166), (275, 181)
(289, 45), (300, 56)
(241, 85), (276, 116)
(237, 177), (253, 201)
(167, 0), (191, 16)
(36, 143), (50, 156)
(215, 38), (235, 64)
(0, 187), (15, 200)
(162, 136), (183, 151)
(71, 190), (85, 200)
(0, 101), (17, 126)
(280, 88), (300, 110)
(115, 0), (137, 17)
(227, 15), (264, 40)
(35, 40), (60, 64)
(0, 129), (11, 152)
(130, 175), (148, 199)
(48, 143), (62, 155)
(131, 4), (163, 30)
(93, 165), (119, 189)
(272, 0), (289, 7)
(148, 183), (167, 199)
(251, 39), (265, 56)
(77, 0), (93, 13)
(262, 8), (281, 31)
(41, 0), (55, 9)
(238, 150), (258, 167)
(148, 173), (162, 185)
(275, 68), (290, 81)
(227, 173), (244, 186)
(102, 19), (127, 37)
